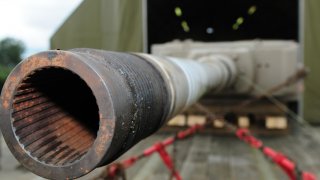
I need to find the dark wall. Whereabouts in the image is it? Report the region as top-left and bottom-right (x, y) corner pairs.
(147, 0), (298, 51)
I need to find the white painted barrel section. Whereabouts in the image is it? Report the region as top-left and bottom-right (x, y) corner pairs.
(167, 55), (237, 110)
(136, 53), (237, 119)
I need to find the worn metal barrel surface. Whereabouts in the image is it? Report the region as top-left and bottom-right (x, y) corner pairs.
(0, 49), (236, 179)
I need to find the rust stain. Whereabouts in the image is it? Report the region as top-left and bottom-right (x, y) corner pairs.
(2, 99), (9, 109)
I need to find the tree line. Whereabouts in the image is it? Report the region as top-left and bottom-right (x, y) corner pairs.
(0, 38), (25, 89)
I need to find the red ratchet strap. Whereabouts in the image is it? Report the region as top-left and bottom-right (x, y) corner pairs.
(107, 125), (316, 180)
(107, 157), (139, 177)
(144, 142), (182, 180)
(107, 124), (203, 179)
(236, 128), (316, 180)
(236, 128), (263, 148)
(176, 124), (203, 139)
(107, 163), (123, 178)
(263, 147), (316, 180)
(143, 124), (204, 156)
(141, 124), (203, 180)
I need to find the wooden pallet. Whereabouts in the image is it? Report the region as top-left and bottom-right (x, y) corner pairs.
(162, 113), (289, 135)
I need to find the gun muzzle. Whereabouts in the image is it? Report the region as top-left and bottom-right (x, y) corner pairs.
(0, 49), (236, 179)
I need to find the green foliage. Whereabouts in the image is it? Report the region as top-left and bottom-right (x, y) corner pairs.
(0, 64), (12, 83)
(0, 37), (25, 88)
(0, 37), (25, 67)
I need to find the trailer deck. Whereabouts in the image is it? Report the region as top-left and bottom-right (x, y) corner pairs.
(1, 126), (320, 180)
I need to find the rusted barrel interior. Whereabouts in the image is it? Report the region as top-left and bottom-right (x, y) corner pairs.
(12, 67), (99, 166)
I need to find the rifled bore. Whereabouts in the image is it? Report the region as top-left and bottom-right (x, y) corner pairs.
(12, 67), (99, 166)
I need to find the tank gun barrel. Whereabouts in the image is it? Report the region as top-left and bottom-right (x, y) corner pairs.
(0, 49), (236, 179)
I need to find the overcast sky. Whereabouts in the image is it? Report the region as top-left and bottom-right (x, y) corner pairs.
(0, 0), (83, 57)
